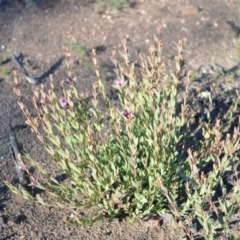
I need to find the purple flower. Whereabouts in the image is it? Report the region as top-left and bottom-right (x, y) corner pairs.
(122, 110), (133, 119)
(113, 78), (126, 89)
(65, 77), (72, 84)
(59, 97), (68, 108)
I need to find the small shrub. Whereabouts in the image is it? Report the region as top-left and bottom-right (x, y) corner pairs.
(6, 32), (240, 239)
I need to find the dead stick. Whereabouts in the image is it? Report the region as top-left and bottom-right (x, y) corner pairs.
(9, 124), (31, 189)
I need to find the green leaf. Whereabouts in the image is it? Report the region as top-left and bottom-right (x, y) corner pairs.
(46, 145), (55, 156)
(94, 123), (102, 132)
(49, 135), (61, 147)
(58, 149), (70, 159)
(36, 194), (45, 205)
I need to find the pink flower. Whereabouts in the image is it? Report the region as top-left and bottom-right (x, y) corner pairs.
(122, 110), (133, 119)
(30, 177), (40, 186)
(113, 78), (126, 89)
(59, 97), (68, 108)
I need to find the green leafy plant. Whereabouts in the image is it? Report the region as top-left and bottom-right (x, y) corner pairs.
(66, 42), (88, 57)
(0, 65), (9, 75)
(6, 32), (240, 239)
(96, 0), (129, 10)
